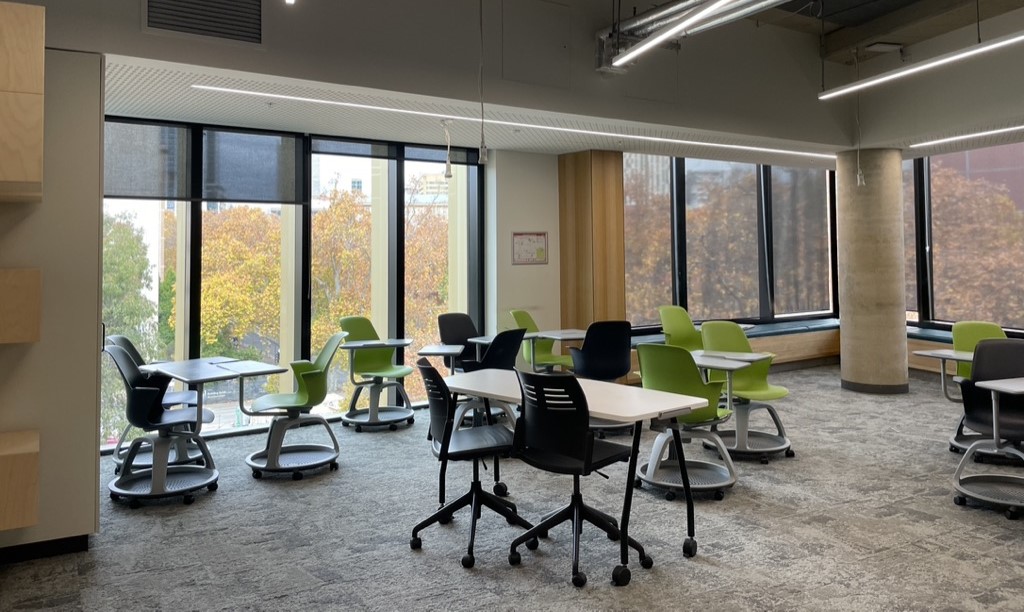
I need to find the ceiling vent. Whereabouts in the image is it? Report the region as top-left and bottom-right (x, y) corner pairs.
(146, 0), (262, 44)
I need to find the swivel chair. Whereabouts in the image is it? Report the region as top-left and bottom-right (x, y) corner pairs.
(241, 331), (346, 480)
(453, 327), (526, 427)
(509, 309), (573, 372)
(636, 343), (737, 500)
(952, 339), (1024, 519)
(409, 359), (535, 568)
(658, 305), (703, 351)
(436, 312), (480, 372)
(701, 320), (794, 463)
(568, 320), (634, 437)
(339, 316), (415, 432)
(949, 321), (1007, 453)
(105, 345), (218, 507)
(507, 370), (651, 588)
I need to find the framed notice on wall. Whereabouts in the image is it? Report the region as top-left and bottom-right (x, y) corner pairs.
(512, 231), (548, 265)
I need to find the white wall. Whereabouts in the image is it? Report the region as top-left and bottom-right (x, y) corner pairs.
(0, 49), (103, 547)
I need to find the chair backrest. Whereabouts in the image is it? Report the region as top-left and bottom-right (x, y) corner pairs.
(478, 328), (527, 370)
(700, 320), (772, 392)
(658, 305), (702, 351)
(103, 344), (169, 429)
(296, 331), (347, 406)
(952, 321), (1006, 379)
(637, 343), (722, 423)
(105, 334), (146, 367)
(437, 312), (479, 368)
(510, 309), (552, 364)
(569, 320), (632, 382)
(515, 370), (593, 468)
(960, 339), (1024, 440)
(417, 358), (456, 451)
(340, 315), (395, 372)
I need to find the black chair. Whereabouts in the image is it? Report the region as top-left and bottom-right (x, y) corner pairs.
(104, 345), (219, 507)
(952, 339), (1024, 519)
(453, 327), (527, 427)
(569, 320), (634, 437)
(437, 312), (480, 372)
(409, 359), (535, 568)
(508, 370), (650, 588)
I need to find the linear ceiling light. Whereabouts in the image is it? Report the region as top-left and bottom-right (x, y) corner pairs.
(612, 0), (735, 67)
(190, 84), (836, 160)
(819, 30), (1024, 101)
(910, 124), (1024, 149)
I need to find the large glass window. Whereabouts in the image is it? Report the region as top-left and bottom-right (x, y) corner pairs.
(771, 166), (831, 316)
(623, 153), (673, 326)
(902, 159), (918, 322)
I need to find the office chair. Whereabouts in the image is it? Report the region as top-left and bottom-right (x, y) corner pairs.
(636, 343), (737, 500)
(436, 312), (480, 372)
(568, 320), (634, 437)
(949, 321), (1007, 453)
(658, 305), (703, 351)
(339, 315), (415, 432)
(507, 370), (651, 588)
(700, 320), (794, 463)
(453, 327), (527, 428)
(952, 339), (1024, 519)
(104, 335), (210, 474)
(409, 359), (535, 568)
(509, 309), (573, 371)
(104, 345), (218, 507)
(241, 331), (346, 480)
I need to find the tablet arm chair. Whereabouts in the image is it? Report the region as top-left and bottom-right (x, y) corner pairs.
(949, 321), (1007, 453)
(700, 320), (794, 463)
(409, 359), (534, 568)
(437, 312), (481, 372)
(952, 339), (1024, 520)
(105, 345), (218, 507)
(510, 309), (574, 372)
(636, 343), (736, 501)
(239, 331), (346, 480)
(507, 370), (650, 588)
(568, 320), (634, 437)
(658, 305), (703, 351)
(339, 316), (415, 432)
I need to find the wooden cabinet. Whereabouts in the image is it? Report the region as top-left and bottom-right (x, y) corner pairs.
(0, 267), (41, 343)
(0, 430), (40, 531)
(0, 1), (45, 202)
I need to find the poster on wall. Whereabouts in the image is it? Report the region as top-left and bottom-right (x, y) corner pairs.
(512, 231), (548, 265)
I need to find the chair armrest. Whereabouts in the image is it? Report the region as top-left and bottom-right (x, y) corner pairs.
(290, 359), (316, 376)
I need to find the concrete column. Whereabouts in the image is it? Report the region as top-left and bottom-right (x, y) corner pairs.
(837, 148), (908, 393)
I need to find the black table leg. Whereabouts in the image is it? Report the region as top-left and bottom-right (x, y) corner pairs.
(670, 419), (697, 556)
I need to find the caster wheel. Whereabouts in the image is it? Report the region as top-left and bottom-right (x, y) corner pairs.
(114, 467), (121, 475)
(207, 482), (218, 492)
(640, 555), (654, 569)
(410, 536), (421, 550)
(183, 495), (195, 506)
(407, 417), (415, 425)
(526, 537), (539, 551)
(508, 551), (521, 565)
(760, 455), (769, 465)
(607, 530), (620, 541)
(292, 471), (303, 481)
(355, 425), (363, 433)
(129, 499), (141, 509)
(683, 538), (697, 558)
(953, 495), (966, 506)
(665, 491), (677, 501)
(634, 477), (643, 489)
(389, 423), (398, 431)
(949, 444), (958, 453)
(1006, 507), (1021, 520)
(342, 422), (350, 427)
(493, 482), (508, 497)
(785, 448), (795, 458)
(252, 470), (263, 479)
(611, 565), (631, 586)
(572, 572), (587, 588)
(597, 431), (606, 440)
(462, 554), (475, 568)
(109, 492), (119, 502)
(330, 462), (339, 471)
(438, 514), (452, 525)
(714, 490), (725, 501)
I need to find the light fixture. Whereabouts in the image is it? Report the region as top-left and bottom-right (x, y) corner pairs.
(190, 84), (836, 160)
(612, 0), (734, 67)
(910, 124), (1024, 149)
(819, 30), (1024, 101)
(285, 0), (295, 5)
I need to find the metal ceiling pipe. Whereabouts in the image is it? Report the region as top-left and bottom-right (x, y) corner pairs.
(597, 0), (704, 38)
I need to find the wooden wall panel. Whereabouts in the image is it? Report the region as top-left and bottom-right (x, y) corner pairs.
(0, 430), (40, 531)
(749, 329), (840, 364)
(908, 338), (956, 374)
(590, 150), (625, 322)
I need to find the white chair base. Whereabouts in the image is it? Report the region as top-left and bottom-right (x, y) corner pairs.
(707, 401), (793, 463)
(108, 431), (218, 507)
(952, 439), (1024, 519)
(245, 413), (340, 479)
(342, 379), (415, 432)
(639, 428), (737, 499)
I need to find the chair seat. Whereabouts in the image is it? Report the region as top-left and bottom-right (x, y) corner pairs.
(358, 365), (414, 379)
(163, 389), (198, 407)
(251, 391), (310, 414)
(520, 438), (630, 475)
(157, 406), (211, 429)
(441, 424), (515, 460)
(734, 383), (789, 402)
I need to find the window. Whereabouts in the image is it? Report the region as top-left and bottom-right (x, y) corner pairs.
(623, 153), (673, 326)
(771, 166), (832, 316)
(902, 159), (918, 322)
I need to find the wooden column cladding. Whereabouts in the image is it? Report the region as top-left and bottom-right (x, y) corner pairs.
(558, 151), (625, 329)
(0, 1), (45, 202)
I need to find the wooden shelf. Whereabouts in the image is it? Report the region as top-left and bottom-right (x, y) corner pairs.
(0, 1), (45, 203)
(0, 268), (41, 343)
(0, 429), (40, 531)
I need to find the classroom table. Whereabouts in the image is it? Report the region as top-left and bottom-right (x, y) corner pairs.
(417, 343), (465, 375)
(911, 348), (974, 402)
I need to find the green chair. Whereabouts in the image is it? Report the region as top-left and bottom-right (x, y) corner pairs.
(658, 305), (703, 351)
(950, 321), (1007, 453)
(636, 343), (737, 500)
(339, 316), (415, 432)
(701, 320), (794, 463)
(510, 309), (573, 372)
(242, 331), (346, 480)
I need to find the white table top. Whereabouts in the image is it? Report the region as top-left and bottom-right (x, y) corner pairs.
(417, 344), (465, 357)
(444, 368), (705, 422)
(536, 329), (587, 341)
(912, 348), (974, 362)
(141, 357), (284, 384)
(976, 377), (1024, 394)
(342, 338), (413, 349)
(692, 349), (772, 363)
(468, 332), (540, 345)
(690, 354), (750, 372)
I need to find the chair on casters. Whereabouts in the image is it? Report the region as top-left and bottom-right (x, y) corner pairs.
(508, 370), (652, 588)
(949, 321), (1007, 453)
(241, 331), (347, 480)
(339, 316), (415, 432)
(437, 312), (481, 372)
(104, 335), (211, 474)
(510, 309), (574, 372)
(409, 359), (535, 568)
(568, 320), (634, 438)
(453, 327), (526, 427)
(658, 305), (703, 351)
(104, 345), (218, 507)
(701, 320), (794, 464)
(952, 339), (1024, 519)
(636, 343), (737, 500)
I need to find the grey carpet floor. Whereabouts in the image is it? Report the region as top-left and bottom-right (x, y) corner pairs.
(2, 365), (1024, 611)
